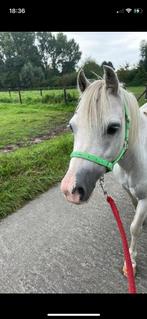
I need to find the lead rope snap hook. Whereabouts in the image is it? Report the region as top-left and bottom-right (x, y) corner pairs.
(99, 175), (108, 197)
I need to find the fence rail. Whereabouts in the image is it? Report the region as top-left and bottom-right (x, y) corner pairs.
(0, 86), (76, 92)
(0, 86), (147, 104)
(0, 87), (77, 104)
(137, 86), (147, 101)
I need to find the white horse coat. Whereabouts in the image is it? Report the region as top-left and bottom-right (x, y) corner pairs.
(61, 66), (147, 275)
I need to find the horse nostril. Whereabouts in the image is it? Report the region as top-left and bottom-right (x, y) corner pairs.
(72, 186), (85, 201)
(78, 187), (85, 200)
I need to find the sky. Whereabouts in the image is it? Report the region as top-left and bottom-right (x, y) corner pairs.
(53, 32), (147, 70)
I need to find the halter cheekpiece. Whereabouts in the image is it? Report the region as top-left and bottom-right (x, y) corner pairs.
(70, 103), (130, 171)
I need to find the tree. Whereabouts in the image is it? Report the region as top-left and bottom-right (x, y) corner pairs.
(117, 67), (138, 86)
(32, 66), (45, 87)
(36, 32), (55, 75)
(0, 32), (43, 87)
(51, 72), (77, 87)
(36, 32), (81, 75)
(81, 58), (102, 79)
(0, 53), (5, 87)
(0, 32), (41, 66)
(0, 31), (81, 88)
(124, 62), (130, 70)
(20, 62), (45, 88)
(140, 40), (147, 71)
(57, 34), (82, 74)
(4, 56), (25, 88)
(20, 62), (34, 88)
(0, 32), (16, 60)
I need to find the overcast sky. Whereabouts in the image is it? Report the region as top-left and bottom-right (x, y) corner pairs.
(53, 32), (147, 70)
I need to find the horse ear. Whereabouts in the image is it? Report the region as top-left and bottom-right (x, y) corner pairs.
(103, 65), (119, 95)
(77, 69), (90, 93)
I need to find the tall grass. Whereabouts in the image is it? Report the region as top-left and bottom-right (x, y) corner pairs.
(0, 133), (73, 218)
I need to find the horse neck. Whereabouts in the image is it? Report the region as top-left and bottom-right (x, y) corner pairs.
(118, 110), (143, 175)
(118, 142), (140, 174)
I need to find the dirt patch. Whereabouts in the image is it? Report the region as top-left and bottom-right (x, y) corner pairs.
(0, 125), (69, 153)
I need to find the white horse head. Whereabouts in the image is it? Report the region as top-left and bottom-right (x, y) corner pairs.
(61, 66), (139, 204)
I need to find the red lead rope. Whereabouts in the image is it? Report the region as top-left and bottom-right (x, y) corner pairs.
(106, 195), (137, 294)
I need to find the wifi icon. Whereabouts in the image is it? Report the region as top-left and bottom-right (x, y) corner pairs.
(125, 8), (132, 13)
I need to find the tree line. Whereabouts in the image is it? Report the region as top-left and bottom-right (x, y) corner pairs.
(0, 32), (147, 89)
(80, 40), (147, 87)
(0, 32), (81, 89)
(117, 40), (147, 86)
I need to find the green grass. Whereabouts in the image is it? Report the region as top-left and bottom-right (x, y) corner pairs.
(0, 103), (74, 148)
(0, 87), (146, 106)
(0, 132), (73, 219)
(0, 88), (79, 104)
(127, 86), (146, 106)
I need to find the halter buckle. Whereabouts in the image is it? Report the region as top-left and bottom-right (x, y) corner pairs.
(124, 140), (129, 150)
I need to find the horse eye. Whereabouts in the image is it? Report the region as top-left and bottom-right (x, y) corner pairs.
(107, 124), (120, 135)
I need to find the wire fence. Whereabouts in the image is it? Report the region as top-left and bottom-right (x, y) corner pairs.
(0, 87), (78, 104)
(137, 85), (147, 101)
(0, 85), (147, 104)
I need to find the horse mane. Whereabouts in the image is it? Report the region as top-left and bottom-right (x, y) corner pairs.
(120, 87), (139, 147)
(76, 79), (140, 147)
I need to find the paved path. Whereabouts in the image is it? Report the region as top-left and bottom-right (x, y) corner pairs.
(0, 173), (147, 293)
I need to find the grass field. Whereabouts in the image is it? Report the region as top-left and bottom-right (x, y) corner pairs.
(0, 98), (75, 218)
(0, 86), (146, 105)
(0, 86), (146, 219)
(0, 103), (74, 148)
(0, 88), (79, 104)
(0, 132), (73, 218)
(127, 86), (146, 106)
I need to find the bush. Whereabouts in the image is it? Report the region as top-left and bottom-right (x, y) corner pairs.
(48, 72), (77, 87)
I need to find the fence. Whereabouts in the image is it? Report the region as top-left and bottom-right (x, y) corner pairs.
(137, 85), (147, 101)
(0, 86), (77, 104)
(0, 85), (147, 104)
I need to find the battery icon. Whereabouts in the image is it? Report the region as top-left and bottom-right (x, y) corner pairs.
(134, 8), (143, 14)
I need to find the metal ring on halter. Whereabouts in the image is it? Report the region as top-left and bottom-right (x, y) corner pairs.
(99, 176), (108, 196)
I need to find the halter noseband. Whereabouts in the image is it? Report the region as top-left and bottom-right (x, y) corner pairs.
(70, 104), (130, 171)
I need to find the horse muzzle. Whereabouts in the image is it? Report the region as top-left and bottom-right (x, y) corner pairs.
(61, 166), (106, 204)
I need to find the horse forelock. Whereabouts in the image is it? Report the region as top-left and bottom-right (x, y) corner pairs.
(76, 79), (110, 134)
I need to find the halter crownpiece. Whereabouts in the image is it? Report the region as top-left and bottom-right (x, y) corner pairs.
(70, 103), (130, 171)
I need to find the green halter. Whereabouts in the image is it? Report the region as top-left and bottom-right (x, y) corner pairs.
(70, 104), (130, 171)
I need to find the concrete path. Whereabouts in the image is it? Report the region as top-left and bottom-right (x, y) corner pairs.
(0, 173), (147, 293)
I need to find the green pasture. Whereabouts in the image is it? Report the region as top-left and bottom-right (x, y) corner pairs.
(0, 103), (74, 148)
(127, 86), (146, 106)
(0, 133), (73, 218)
(0, 88), (79, 104)
(0, 86), (146, 105)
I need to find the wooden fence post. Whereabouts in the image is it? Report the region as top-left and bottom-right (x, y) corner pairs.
(145, 86), (147, 100)
(8, 88), (11, 98)
(18, 89), (22, 104)
(63, 88), (67, 104)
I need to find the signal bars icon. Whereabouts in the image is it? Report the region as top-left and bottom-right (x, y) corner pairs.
(116, 9), (124, 14)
